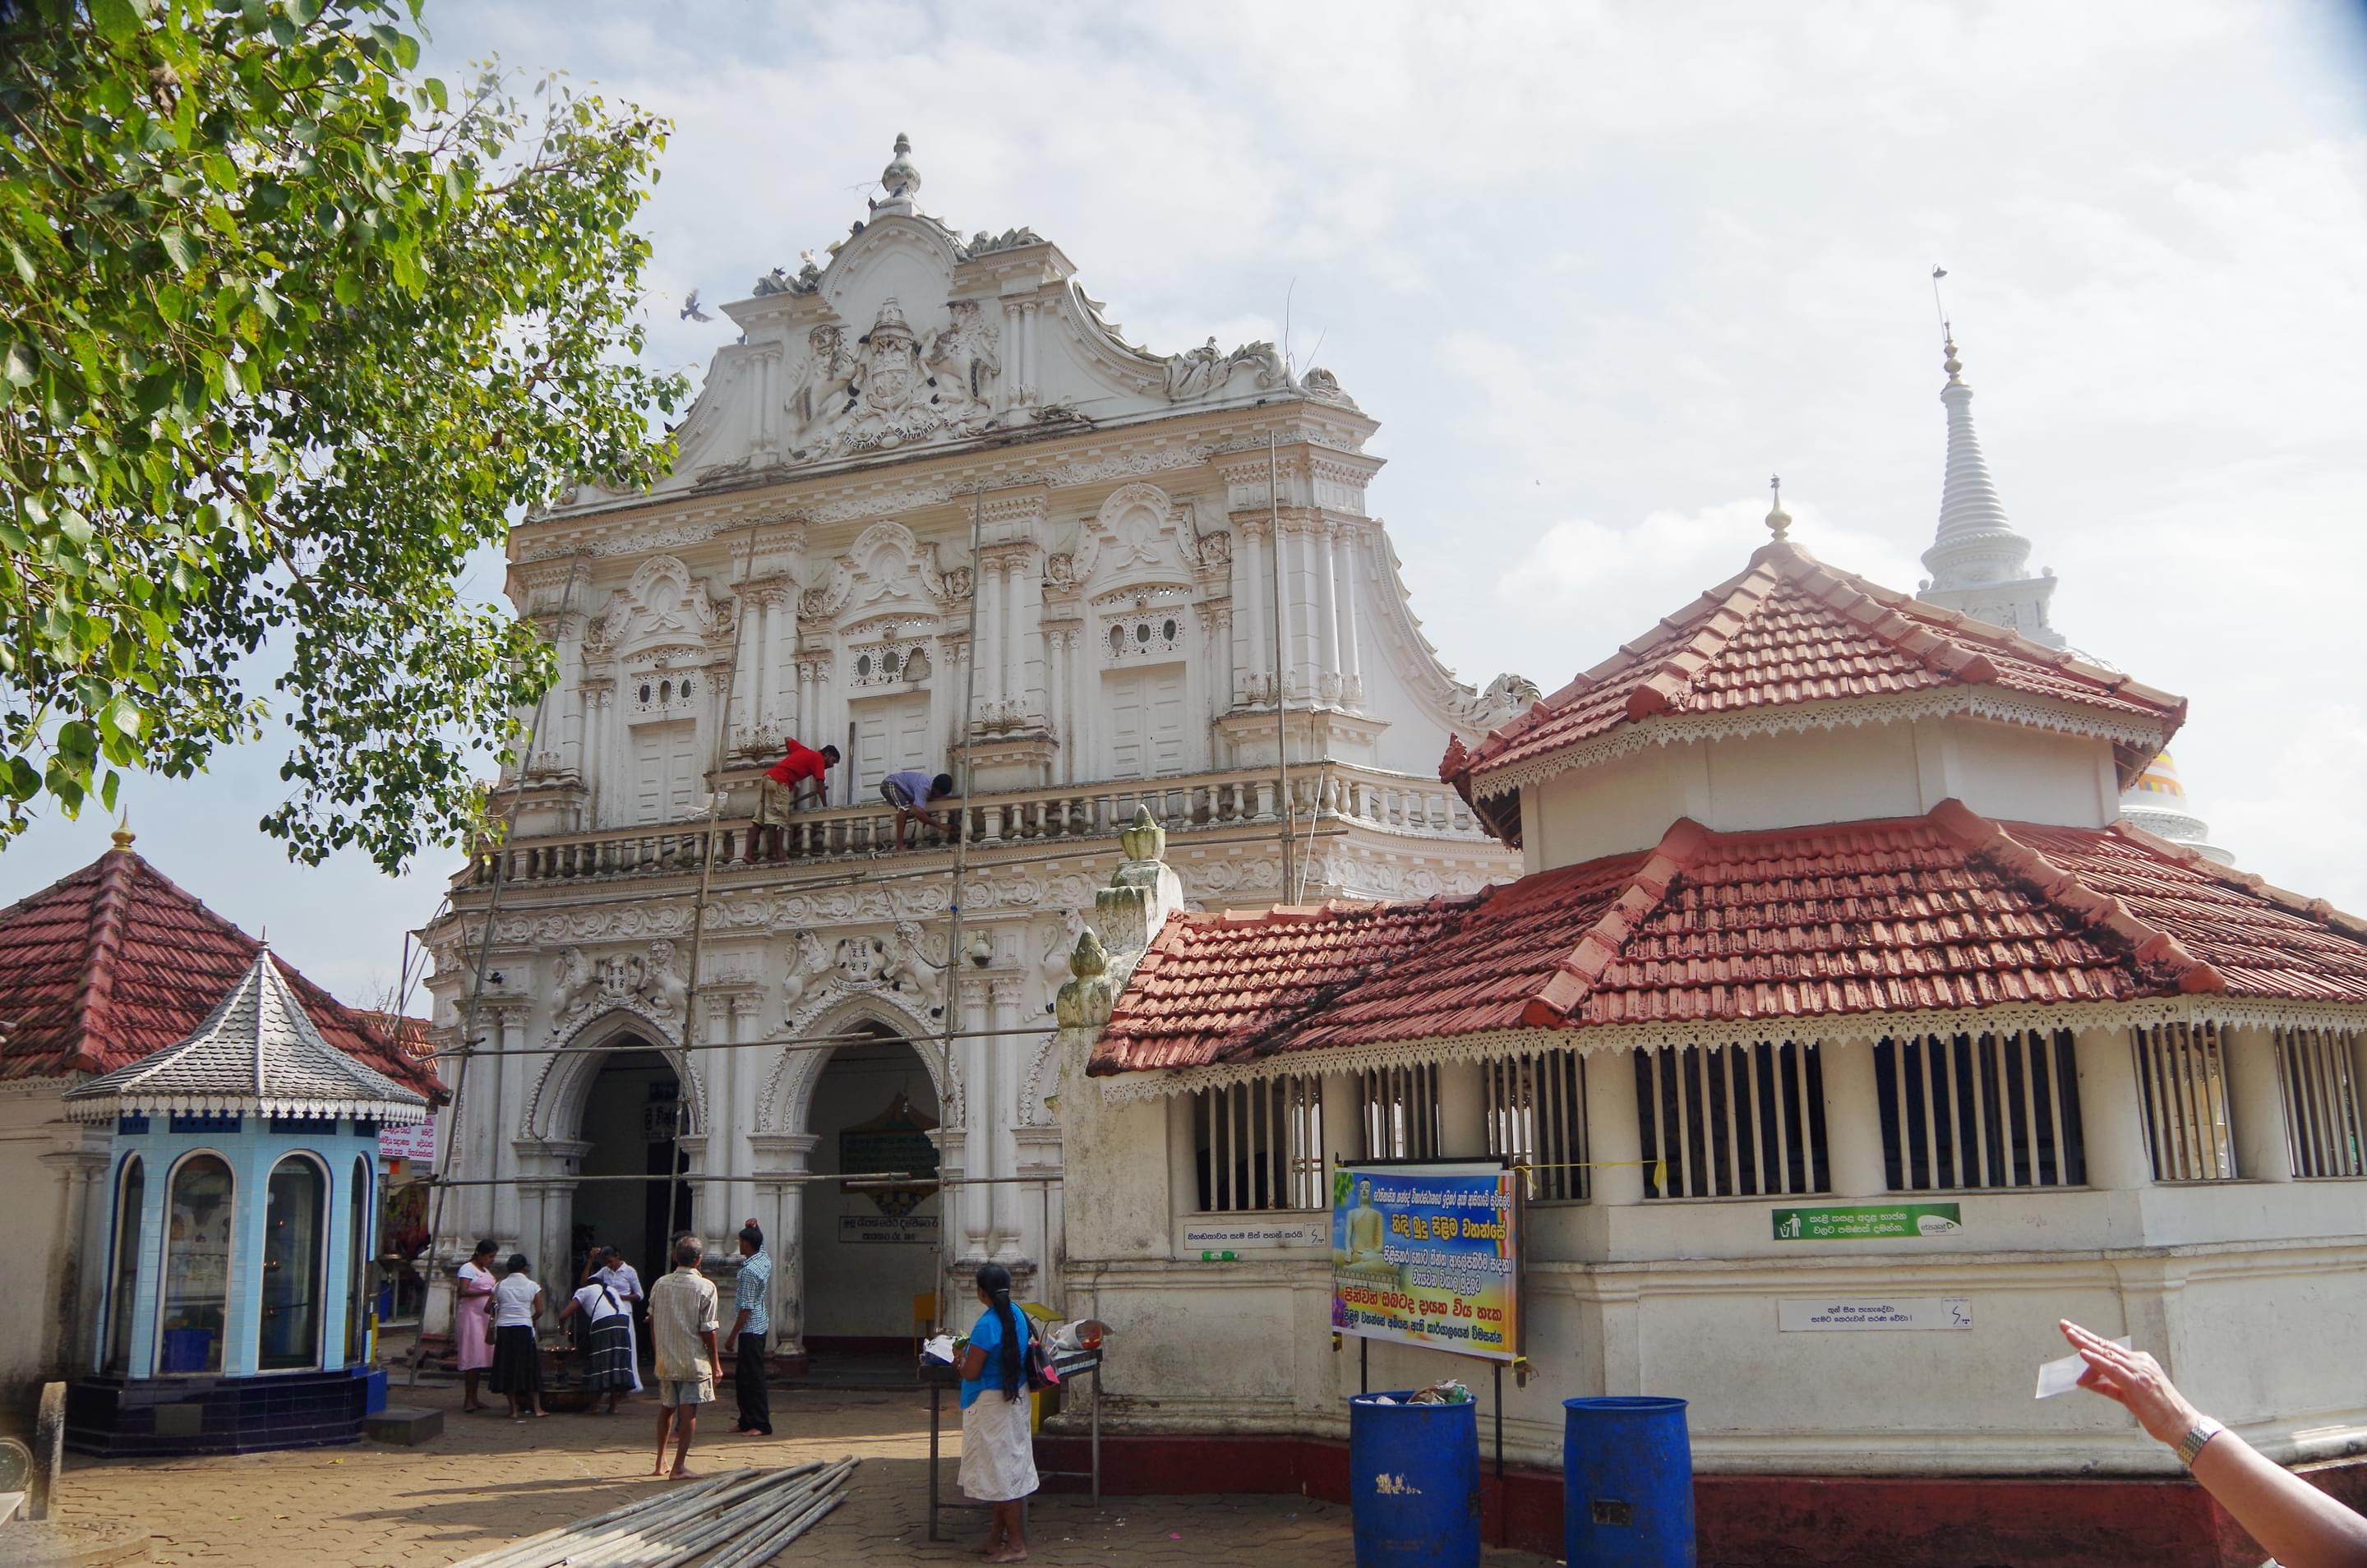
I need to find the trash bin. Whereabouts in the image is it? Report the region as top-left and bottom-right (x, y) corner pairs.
(1563, 1395), (1694, 1567)
(1349, 1390), (1480, 1568)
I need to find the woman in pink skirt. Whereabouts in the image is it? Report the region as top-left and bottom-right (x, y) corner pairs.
(454, 1238), (499, 1413)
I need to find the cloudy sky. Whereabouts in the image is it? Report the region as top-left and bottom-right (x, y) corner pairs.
(11, 1), (2367, 1008)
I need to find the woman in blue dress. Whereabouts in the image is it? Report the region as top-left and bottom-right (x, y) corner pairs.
(954, 1261), (1036, 1562)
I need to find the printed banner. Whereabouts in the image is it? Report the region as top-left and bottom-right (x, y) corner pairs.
(1770, 1202), (1963, 1241)
(377, 1118), (436, 1166)
(1330, 1161), (1520, 1362)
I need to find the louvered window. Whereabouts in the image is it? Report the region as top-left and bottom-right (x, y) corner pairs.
(2275, 1027), (2365, 1179)
(2131, 1022), (2237, 1182)
(1485, 1052), (1590, 1201)
(1192, 1077), (1327, 1211)
(1358, 1064), (1441, 1161)
(1876, 1031), (2086, 1190)
(1635, 1043), (1827, 1198)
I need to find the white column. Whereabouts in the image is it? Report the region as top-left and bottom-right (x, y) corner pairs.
(1045, 630), (1068, 782)
(2074, 1026), (2154, 1190)
(1334, 527), (1363, 703)
(1001, 556), (1023, 721)
(731, 591), (759, 741)
(1586, 1051), (1647, 1206)
(1818, 1040), (1889, 1197)
(1313, 521), (1340, 698)
(957, 979), (992, 1261)
(976, 561), (1004, 718)
(990, 977), (1022, 1258)
(1435, 1061), (1487, 1160)
(1015, 556), (1045, 722)
(2225, 1025), (2293, 1183)
(490, 1003), (528, 1242)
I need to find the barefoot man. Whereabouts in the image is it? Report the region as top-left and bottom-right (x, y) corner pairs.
(648, 1235), (720, 1479)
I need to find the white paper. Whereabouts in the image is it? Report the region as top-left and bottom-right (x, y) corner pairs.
(2035, 1336), (2128, 1399)
(921, 1334), (957, 1364)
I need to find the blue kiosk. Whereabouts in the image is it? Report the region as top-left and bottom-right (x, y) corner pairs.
(62, 947), (429, 1455)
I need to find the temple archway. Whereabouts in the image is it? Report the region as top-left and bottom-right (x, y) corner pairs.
(796, 1022), (944, 1363)
(572, 1043), (692, 1292)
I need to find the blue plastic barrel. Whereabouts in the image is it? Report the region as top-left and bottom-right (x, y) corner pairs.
(1564, 1396), (1694, 1567)
(1348, 1390), (1479, 1568)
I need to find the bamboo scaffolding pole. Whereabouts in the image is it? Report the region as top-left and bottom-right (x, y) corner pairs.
(448, 1469), (753, 1568)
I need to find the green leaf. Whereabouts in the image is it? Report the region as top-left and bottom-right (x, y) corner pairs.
(2, 239), (35, 287)
(2, 342), (34, 388)
(159, 227), (201, 272)
(89, 0), (139, 47)
(331, 270), (360, 306)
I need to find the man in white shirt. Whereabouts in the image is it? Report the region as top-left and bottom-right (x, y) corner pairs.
(584, 1245), (646, 1392)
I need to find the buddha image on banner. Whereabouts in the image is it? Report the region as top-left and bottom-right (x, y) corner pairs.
(1331, 1161), (1520, 1361)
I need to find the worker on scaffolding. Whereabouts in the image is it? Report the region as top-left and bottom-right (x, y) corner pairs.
(882, 768), (959, 851)
(755, 738), (840, 860)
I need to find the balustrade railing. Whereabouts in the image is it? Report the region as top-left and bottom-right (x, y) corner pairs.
(464, 761), (1496, 888)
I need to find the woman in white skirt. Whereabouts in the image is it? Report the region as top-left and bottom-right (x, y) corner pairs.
(954, 1262), (1036, 1563)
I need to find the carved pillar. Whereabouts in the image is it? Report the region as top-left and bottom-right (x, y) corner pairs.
(1012, 554), (1045, 722)
(1044, 629), (1068, 782)
(956, 977), (993, 1261)
(1334, 524), (1363, 705)
(768, 589), (797, 736)
(990, 976), (1024, 1261)
(1313, 520), (1340, 702)
(580, 682), (612, 827)
(976, 560), (1004, 719)
(730, 588), (760, 743)
(726, 992), (764, 1229)
(748, 1132), (817, 1356)
(40, 1142), (110, 1377)
(487, 998), (533, 1243)
(1241, 520), (1269, 703)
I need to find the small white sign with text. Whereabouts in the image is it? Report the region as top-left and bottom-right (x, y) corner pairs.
(1779, 1297), (1973, 1332)
(1178, 1217), (1327, 1253)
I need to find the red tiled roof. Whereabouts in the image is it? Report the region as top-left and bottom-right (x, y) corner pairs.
(1446, 542), (2186, 825)
(0, 846), (445, 1100)
(1089, 802), (2367, 1076)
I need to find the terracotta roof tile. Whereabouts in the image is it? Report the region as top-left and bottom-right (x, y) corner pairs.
(0, 848), (444, 1100)
(1446, 544), (2187, 826)
(1090, 804), (2367, 1076)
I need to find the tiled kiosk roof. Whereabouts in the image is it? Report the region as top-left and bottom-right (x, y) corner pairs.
(1088, 801), (2367, 1081)
(0, 842), (443, 1101)
(1438, 541), (2187, 844)
(64, 947), (430, 1123)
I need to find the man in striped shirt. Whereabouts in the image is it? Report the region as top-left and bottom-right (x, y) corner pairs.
(728, 1221), (773, 1437)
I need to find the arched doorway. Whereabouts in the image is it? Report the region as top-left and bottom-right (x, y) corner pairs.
(801, 1025), (943, 1359)
(575, 1045), (692, 1290)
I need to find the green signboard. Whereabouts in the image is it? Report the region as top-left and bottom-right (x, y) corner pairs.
(1771, 1202), (1962, 1241)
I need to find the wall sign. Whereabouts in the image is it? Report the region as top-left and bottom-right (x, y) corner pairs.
(1771, 1202), (1963, 1240)
(1330, 1162), (1520, 1362)
(839, 1214), (939, 1245)
(1179, 1217), (1327, 1253)
(1778, 1297), (1972, 1332)
(377, 1119), (435, 1166)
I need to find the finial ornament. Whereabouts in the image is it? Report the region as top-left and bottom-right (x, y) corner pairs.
(1942, 327), (1963, 385)
(109, 814), (134, 852)
(1765, 473), (1792, 542)
(880, 132), (920, 202)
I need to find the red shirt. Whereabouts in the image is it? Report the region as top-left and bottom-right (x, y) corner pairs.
(767, 741), (831, 787)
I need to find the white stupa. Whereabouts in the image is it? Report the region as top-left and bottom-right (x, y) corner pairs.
(1915, 327), (2231, 862)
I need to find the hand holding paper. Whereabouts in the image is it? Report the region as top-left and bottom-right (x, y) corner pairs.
(2035, 1334), (2128, 1398)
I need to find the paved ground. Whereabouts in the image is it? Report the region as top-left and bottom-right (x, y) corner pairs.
(51, 1381), (1557, 1566)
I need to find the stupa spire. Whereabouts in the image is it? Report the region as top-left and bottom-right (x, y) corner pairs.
(1914, 314), (2064, 648)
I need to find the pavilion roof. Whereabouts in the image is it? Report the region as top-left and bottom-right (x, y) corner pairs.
(62, 946), (430, 1123)
(0, 841), (443, 1101)
(1088, 802), (2367, 1080)
(1440, 540), (2186, 844)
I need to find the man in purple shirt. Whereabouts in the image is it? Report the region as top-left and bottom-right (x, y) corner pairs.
(881, 769), (957, 850)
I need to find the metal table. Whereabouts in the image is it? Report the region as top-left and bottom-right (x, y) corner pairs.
(924, 1348), (1104, 1542)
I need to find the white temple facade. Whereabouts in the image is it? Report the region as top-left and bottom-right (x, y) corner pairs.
(418, 137), (1530, 1357)
(1916, 332), (2230, 862)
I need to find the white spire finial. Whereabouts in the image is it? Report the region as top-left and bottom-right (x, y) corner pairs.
(878, 132), (921, 212)
(1765, 473), (1791, 542)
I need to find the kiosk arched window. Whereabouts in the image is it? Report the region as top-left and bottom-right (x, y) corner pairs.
(259, 1155), (327, 1371)
(160, 1154), (233, 1374)
(103, 1155), (145, 1374)
(344, 1155), (373, 1365)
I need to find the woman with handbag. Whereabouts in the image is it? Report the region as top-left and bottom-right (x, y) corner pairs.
(955, 1262), (1039, 1563)
(453, 1238), (500, 1414)
(559, 1271), (635, 1414)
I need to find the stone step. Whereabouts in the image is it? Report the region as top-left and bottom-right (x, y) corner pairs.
(362, 1406), (445, 1446)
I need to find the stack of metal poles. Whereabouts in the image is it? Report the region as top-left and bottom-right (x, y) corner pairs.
(446, 1458), (859, 1568)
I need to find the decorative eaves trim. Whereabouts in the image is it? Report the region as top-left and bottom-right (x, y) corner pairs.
(62, 1091), (430, 1124)
(1466, 686), (2174, 805)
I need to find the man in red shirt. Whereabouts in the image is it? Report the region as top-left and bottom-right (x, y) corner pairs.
(756, 740), (838, 860)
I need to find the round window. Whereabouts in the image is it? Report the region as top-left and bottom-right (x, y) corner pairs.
(639, 683), (652, 704)
(1108, 625), (1124, 654)
(659, 680), (672, 703)
(681, 675), (694, 699)
(884, 649), (901, 675)
(1163, 617), (1178, 642)
(1136, 623), (1151, 644)
(856, 653), (873, 678)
